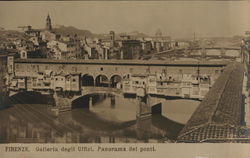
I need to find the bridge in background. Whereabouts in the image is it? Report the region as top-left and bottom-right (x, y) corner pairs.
(143, 47), (246, 62)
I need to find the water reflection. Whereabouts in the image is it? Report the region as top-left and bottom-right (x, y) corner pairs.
(0, 93), (199, 143)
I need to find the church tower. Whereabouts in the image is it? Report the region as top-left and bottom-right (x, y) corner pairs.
(46, 14), (52, 31)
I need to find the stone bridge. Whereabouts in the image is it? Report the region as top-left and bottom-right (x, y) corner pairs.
(53, 85), (163, 118)
(14, 59), (229, 88)
(147, 47), (243, 60)
(11, 59), (231, 116)
(81, 86), (122, 96)
(10, 59), (249, 121)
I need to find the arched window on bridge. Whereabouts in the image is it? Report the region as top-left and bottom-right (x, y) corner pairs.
(110, 75), (122, 88)
(81, 74), (94, 87)
(96, 75), (109, 87)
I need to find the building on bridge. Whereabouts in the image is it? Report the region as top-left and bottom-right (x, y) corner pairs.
(122, 72), (213, 100)
(0, 51), (15, 93)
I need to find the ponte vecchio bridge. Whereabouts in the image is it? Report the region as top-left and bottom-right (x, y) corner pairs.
(6, 54), (249, 142)
(11, 58), (229, 113)
(14, 59), (228, 85)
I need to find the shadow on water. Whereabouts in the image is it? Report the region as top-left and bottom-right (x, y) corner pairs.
(71, 109), (136, 131)
(152, 114), (184, 140)
(10, 92), (48, 104)
(134, 103), (185, 141)
(0, 91), (192, 142)
(71, 93), (186, 140)
(149, 94), (200, 101)
(71, 93), (137, 131)
(72, 95), (90, 109)
(0, 91), (50, 110)
(71, 95), (185, 141)
(0, 92), (11, 110)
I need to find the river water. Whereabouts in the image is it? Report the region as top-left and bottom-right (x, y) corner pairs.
(0, 93), (200, 143)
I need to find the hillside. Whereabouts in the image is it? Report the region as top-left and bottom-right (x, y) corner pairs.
(53, 25), (94, 37)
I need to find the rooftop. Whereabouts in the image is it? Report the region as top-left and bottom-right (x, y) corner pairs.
(14, 58), (229, 67)
(177, 62), (245, 142)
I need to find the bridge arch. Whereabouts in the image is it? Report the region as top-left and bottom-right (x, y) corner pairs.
(95, 74), (109, 87)
(81, 74), (95, 86)
(9, 91), (48, 105)
(110, 75), (122, 88)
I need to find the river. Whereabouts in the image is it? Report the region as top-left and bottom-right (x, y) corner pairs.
(0, 93), (200, 143)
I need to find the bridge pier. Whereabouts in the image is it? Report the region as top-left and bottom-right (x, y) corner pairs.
(52, 92), (73, 112)
(89, 96), (93, 110)
(136, 95), (152, 118)
(136, 89), (162, 118)
(110, 95), (115, 108)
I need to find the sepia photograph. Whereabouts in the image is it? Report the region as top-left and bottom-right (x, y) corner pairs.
(0, 0), (250, 157)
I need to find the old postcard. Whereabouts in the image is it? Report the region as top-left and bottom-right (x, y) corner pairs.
(0, 1), (250, 158)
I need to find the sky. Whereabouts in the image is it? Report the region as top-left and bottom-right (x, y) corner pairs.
(0, 1), (250, 38)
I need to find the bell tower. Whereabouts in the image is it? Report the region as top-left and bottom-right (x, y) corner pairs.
(46, 14), (52, 31)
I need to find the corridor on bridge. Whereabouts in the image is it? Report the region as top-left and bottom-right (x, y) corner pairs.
(81, 74), (122, 88)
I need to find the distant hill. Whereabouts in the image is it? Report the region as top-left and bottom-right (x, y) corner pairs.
(119, 31), (149, 38)
(129, 31), (149, 37)
(0, 30), (25, 40)
(53, 25), (94, 37)
(52, 26), (151, 39)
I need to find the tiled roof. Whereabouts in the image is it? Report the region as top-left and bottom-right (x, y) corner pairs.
(177, 62), (244, 142)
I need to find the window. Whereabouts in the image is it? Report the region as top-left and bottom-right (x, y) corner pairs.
(44, 83), (50, 87)
(22, 52), (25, 58)
(100, 67), (103, 71)
(8, 57), (13, 61)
